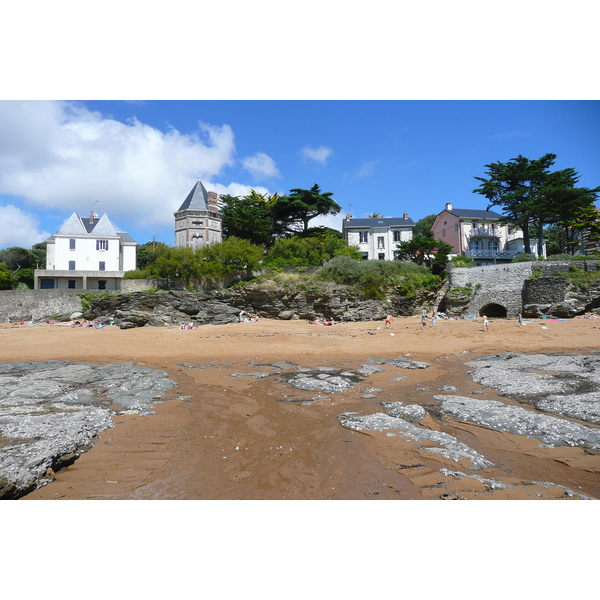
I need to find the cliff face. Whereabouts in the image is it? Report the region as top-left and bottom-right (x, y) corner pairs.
(522, 276), (600, 318)
(82, 284), (438, 329)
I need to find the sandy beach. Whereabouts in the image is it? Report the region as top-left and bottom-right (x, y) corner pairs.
(2, 315), (599, 501)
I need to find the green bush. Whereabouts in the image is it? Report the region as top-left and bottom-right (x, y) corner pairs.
(450, 255), (475, 267)
(512, 253), (538, 263)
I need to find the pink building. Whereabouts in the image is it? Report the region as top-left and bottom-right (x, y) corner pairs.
(431, 203), (545, 265)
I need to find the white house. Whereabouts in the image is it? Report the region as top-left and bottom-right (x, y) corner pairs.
(34, 211), (137, 290)
(174, 179), (222, 248)
(342, 212), (415, 260)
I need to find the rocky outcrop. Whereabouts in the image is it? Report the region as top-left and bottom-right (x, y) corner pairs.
(523, 276), (600, 318)
(83, 285), (434, 329)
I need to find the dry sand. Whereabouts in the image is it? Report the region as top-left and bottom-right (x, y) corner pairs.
(2, 315), (600, 501)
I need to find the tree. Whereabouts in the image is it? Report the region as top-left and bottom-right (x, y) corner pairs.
(271, 184), (341, 233)
(0, 262), (17, 290)
(366, 212), (384, 218)
(559, 202), (600, 254)
(0, 246), (38, 288)
(136, 241), (170, 270)
(395, 235), (453, 274)
(473, 154), (600, 256)
(473, 154), (558, 254)
(220, 191), (280, 246)
(413, 214), (437, 238)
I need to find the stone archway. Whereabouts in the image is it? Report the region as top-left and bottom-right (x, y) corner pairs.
(479, 303), (507, 318)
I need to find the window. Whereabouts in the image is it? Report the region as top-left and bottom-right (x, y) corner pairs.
(359, 231), (368, 243)
(489, 241), (499, 252)
(393, 231), (401, 242)
(98, 280), (107, 290)
(96, 240), (109, 251)
(361, 252), (369, 260)
(192, 221), (203, 225)
(69, 239), (76, 250)
(68, 280), (76, 289)
(68, 260), (76, 270)
(469, 241), (480, 251)
(455, 223), (459, 232)
(377, 236), (385, 249)
(378, 253), (385, 260)
(99, 261), (106, 271)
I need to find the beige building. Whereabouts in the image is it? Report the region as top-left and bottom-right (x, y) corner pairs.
(174, 180), (222, 248)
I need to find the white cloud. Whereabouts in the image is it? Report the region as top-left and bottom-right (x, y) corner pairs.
(308, 212), (343, 232)
(0, 101), (236, 229)
(301, 145), (332, 165)
(354, 160), (378, 178)
(0, 204), (51, 249)
(241, 152), (280, 180)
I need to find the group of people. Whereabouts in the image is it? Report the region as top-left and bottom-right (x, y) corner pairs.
(179, 322), (196, 330)
(311, 317), (337, 326)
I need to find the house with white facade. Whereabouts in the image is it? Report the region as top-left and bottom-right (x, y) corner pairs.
(34, 212), (137, 290)
(342, 212), (415, 260)
(174, 179), (222, 248)
(430, 203), (546, 266)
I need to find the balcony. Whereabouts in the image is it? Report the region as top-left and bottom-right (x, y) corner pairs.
(465, 249), (517, 260)
(468, 227), (501, 238)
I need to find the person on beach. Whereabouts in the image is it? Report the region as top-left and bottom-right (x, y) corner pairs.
(421, 310), (427, 329)
(482, 314), (489, 332)
(431, 309), (437, 327)
(385, 314), (393, 329)
(518, 313), (523, 326)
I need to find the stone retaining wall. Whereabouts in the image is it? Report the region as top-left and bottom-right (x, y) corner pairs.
(0, 290), (84, 323)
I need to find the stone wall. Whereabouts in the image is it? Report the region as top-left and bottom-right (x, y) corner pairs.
(0, 290), (84, 323)
(444, 261), (600, 318)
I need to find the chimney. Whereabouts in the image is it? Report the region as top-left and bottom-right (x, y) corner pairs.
(345, 212), (352, 221)
(89, 211), (95, 224)
(445, 202), (453, 212)
(403, 211), (408, 219)
(207, 191), (219, 212)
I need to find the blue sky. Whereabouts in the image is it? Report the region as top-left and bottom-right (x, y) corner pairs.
(0, 100), (598, 250)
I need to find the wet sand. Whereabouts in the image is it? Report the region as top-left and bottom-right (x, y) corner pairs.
(3, 315), (599, 501)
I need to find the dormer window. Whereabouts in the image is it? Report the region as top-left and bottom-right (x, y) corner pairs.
(96, 240), (109, 251)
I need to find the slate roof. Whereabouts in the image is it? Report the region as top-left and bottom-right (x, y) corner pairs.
(342, 217), (415, 228)
(445, 208), (503, 219)
(176, 180), (209, 212)
(52, 212), (136, 243)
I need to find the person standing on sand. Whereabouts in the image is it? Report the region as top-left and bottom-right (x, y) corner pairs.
(482, 314), (489, 332)
(518, 313), (523, 326)
(421, 310), (427, 329)
(385, 314), (393, 329)
(431, 309), (437, 327)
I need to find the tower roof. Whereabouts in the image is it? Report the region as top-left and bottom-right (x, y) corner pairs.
(177, 180), (209, 212)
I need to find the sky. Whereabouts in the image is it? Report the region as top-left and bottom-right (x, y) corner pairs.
(0, 100), (598, 250)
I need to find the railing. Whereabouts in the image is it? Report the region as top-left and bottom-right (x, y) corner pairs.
(469, 227), (501, 238)
(465, 250), (518, 259)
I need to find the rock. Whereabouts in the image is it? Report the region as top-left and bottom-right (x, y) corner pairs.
(339, 411), (494, 469)
(438, 394), (600, 453)
(0, 360), (178, 499)
(381, 400), (428, 422)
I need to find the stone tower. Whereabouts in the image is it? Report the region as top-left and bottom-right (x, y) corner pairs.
(174, 179), (222, 248)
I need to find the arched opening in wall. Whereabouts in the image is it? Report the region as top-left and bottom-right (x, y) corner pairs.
(479, 303), (507, 318)
(437, 298), (447, 313)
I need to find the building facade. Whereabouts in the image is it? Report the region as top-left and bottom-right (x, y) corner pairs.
(430, 203), (546, 265)
(34, 212), (137, 290)
(342, 212), (415, 260)
(174, 180), (222, 248)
